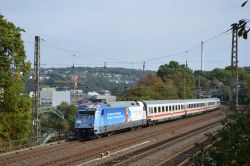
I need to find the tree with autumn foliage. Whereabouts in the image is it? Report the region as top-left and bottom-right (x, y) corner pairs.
(122, 61), (195, 100)
(122, 74), (164, 100)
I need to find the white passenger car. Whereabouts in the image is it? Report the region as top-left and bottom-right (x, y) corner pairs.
(143, 98), (220, 125)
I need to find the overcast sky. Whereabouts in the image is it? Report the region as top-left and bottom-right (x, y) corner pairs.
(0, 0), (249, 71)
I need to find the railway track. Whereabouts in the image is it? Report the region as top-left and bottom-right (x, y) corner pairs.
(97, 121), (220, 166)
(0, 110), (224, 166)
(155, 136), (217, 166)
(0, 141), (82, 165)
(37, 111), (223, 166)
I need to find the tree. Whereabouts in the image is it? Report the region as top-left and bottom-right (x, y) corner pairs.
(57, 102), (77, 131)
(0, 15), (32, 141)
(157, 61), (196, 99)
(121, 74), (164, 100)
(191, 106), (250, 165)
(234, 1), (249, 39)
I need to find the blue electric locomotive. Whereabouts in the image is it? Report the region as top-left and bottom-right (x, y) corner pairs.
(75, 101), (147, 139)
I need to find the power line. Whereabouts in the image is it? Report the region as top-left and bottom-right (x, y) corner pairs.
(145, 51), (186, 62)
(40, 38), (119, 61)
(143, 29), (231, 64)
(21, 28), (233, 70)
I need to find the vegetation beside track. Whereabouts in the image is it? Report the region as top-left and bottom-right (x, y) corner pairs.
(191, 106), (250, 165)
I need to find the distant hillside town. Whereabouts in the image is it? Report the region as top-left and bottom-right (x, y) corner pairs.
(25, 67), (154, 107)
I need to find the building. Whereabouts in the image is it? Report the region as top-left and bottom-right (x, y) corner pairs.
(88, 90), (116, 102)
(70, 90), (88, 104)
(40, 88), (70, 107)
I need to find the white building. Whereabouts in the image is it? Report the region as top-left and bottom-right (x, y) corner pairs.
(40, 89), (70, 107)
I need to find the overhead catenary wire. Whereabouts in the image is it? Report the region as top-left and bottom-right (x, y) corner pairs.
(20, 27), (233, 70)
(143, 29), (231, 64)
(40, 38), (120, 61)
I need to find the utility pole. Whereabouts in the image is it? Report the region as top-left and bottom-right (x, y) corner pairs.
(201, 41), (204, 71)
(230, 24), (239, 111)
(198, 41), (204, 99)
(143, 61), (145, 71)
(183, 59), (187, 100)
(130, 62), (134, 77)
(71, 62), (78, 106)
(104, 62), (106, 69)
(33, 36), (40, 144)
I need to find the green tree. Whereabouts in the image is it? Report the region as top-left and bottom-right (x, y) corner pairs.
(57, 102), (77, 131)
(161, 79), (178, 99)
(157, 61), (196, 99)
(0, 15), (32, 141)
(191, 107), (250, 165)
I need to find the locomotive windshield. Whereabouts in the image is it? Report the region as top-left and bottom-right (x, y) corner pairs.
(78, 106), (96, 116)
(79, 111), (95, 116)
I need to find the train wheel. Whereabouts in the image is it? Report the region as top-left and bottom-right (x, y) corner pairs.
(107, 132), (113, 137)
(96, 135), (102, 139)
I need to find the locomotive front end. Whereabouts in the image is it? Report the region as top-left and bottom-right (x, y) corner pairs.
(75, 104), (97, 139)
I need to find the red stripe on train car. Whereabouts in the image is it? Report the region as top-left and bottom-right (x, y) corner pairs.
(147, 105), (219, 119)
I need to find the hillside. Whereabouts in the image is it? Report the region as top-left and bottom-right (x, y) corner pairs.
(25, 67), (155, 96)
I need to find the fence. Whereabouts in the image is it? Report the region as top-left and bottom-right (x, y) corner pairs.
(0, 131), (76, 153)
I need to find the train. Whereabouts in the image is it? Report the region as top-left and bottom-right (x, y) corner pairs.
(75, 98), (220, 139)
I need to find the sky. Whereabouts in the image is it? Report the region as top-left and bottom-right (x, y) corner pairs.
(0, 0), (249, 71)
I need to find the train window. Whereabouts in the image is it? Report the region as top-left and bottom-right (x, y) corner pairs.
(101, 109), (104, 115)
(158, 107), (161, 113)
(149, 107), (152, 114)
(178, 105), (180, 110)
(172, 105), (175, 111)
(169, 106), (172, 111)
(154, 107), (157, 113)
(162, 106), (165, 112)
(166, 106), (168, 112)
(175, 105), (178, 110)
